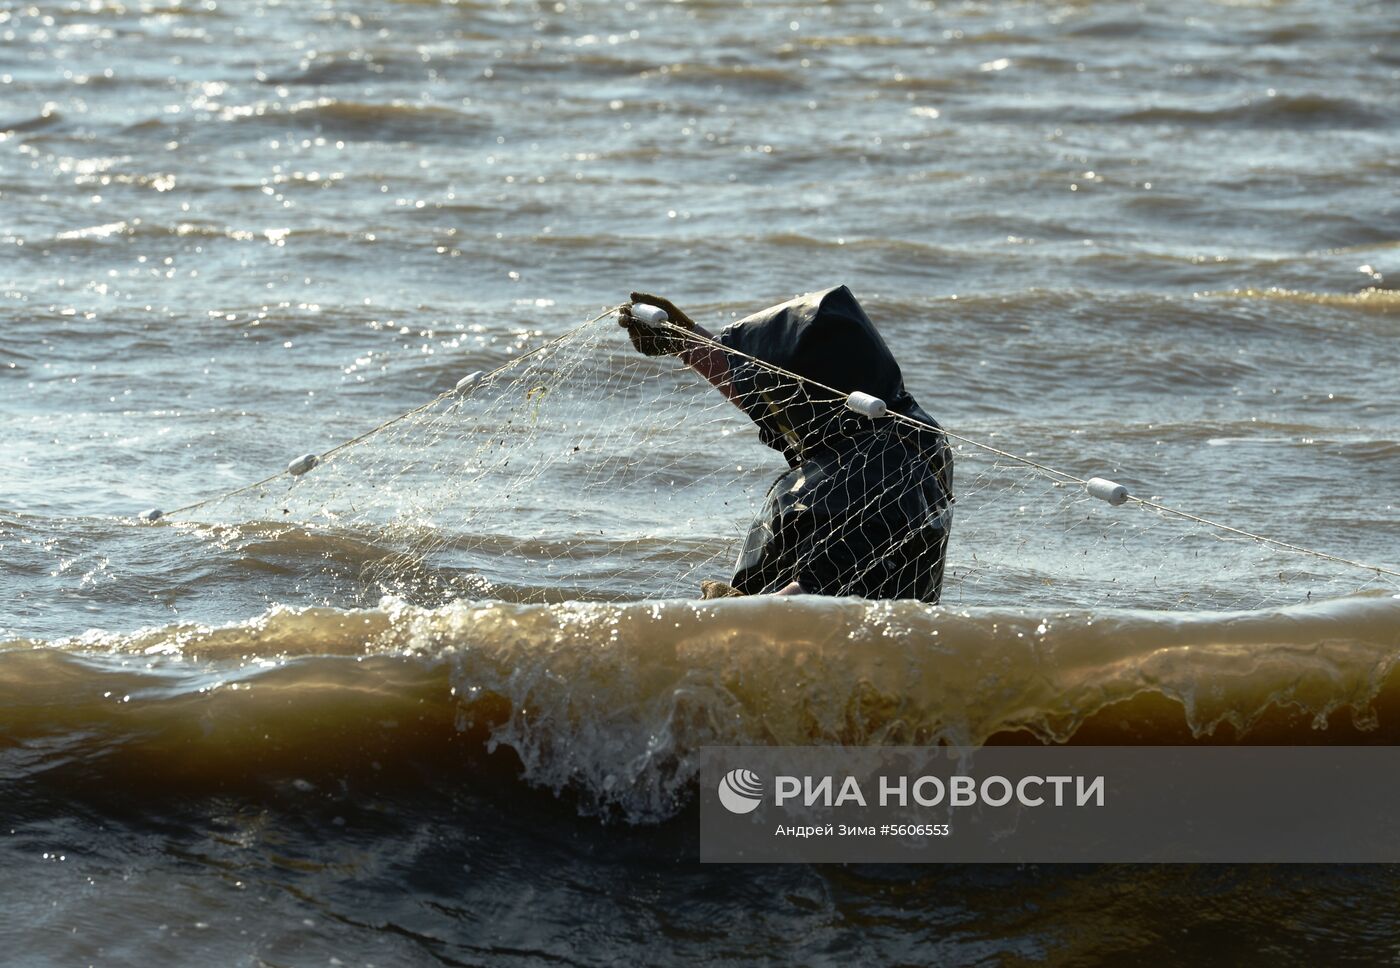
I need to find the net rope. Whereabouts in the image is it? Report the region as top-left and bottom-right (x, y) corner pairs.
(148, 308), (1398, 612)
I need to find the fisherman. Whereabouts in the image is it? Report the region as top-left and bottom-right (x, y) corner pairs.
(619, 286), (953, 603)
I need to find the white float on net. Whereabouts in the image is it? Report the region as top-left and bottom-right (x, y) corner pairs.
(455, 370), (485, 393)
(288, 453), (319, 476)
(845, 391), (888, 419)
(1086, 477), (1129, 506)
(629, 304), (669, 325)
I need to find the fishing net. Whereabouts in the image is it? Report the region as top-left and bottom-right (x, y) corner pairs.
(159, 310), (1397, 613)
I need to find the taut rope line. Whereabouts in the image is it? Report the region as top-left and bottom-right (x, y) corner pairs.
(662, 320), (1400, 581)
(157, 305), (624, 519)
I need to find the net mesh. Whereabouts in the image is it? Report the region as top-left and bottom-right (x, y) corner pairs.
(171, 312), (1398, 612)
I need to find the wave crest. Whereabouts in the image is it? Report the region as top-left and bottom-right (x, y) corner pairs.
(6, 593), (1399, 822)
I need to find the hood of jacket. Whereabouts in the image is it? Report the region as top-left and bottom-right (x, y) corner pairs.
(717, 285), (934, 465)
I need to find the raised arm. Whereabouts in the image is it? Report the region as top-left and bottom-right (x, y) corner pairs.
(620, 293), (807, 599)
(619, 292), (735, 401)
(677, 321), (733, 399)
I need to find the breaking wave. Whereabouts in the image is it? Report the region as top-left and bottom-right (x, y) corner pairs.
(5, 592), (1398, 823)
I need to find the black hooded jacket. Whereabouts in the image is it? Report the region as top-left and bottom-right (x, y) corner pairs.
(718, 286), (954, 603)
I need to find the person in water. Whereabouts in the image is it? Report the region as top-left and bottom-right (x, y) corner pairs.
(619, 286), (954, 604)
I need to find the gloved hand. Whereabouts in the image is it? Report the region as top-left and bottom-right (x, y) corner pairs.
(619, 291), (697, 357)
(700, 579), (745, 599)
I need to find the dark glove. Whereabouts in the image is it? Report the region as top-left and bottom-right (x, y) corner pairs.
(700, 579), (745, 599)
(619, 291), (697, 357)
